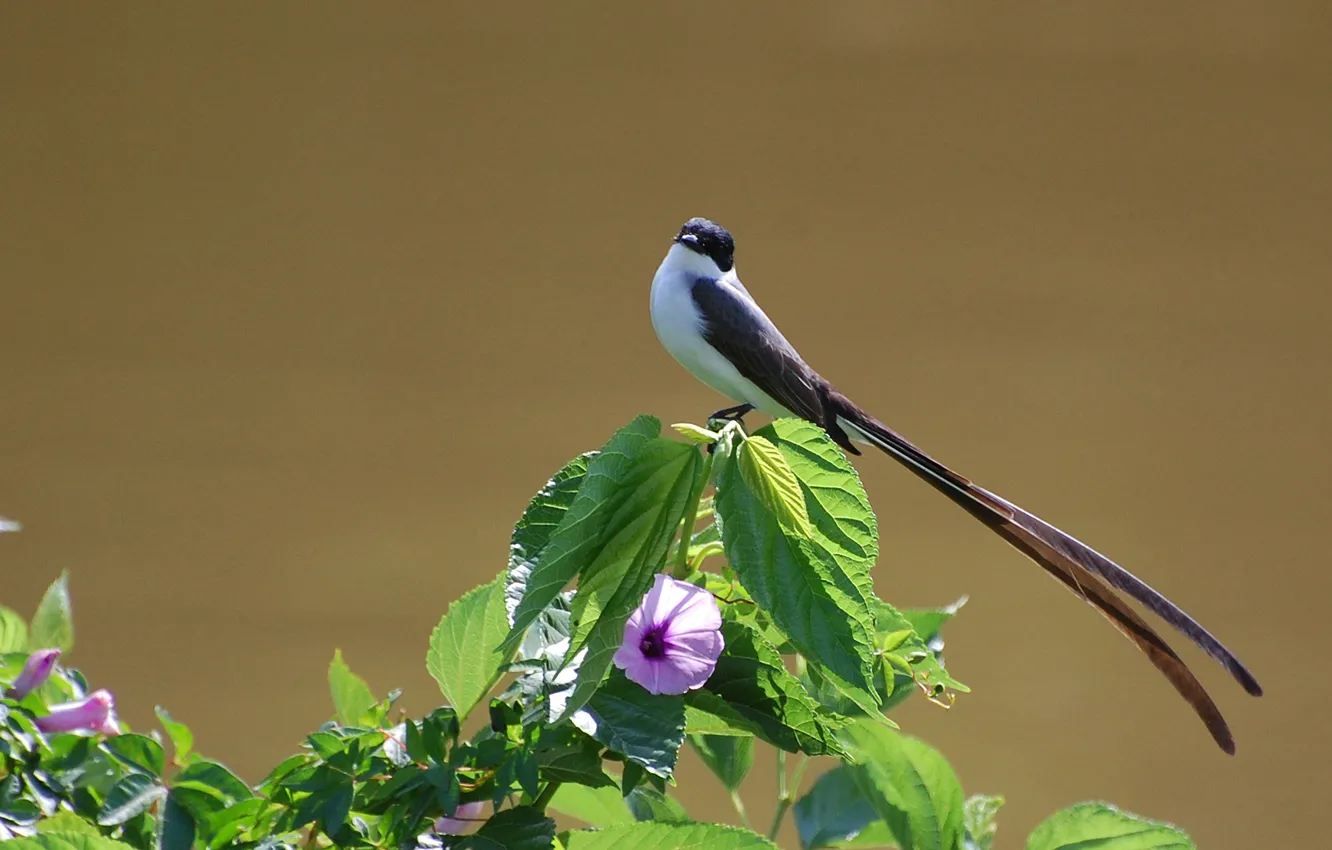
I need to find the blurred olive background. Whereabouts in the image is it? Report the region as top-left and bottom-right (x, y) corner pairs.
(3, 4), (1330, 848)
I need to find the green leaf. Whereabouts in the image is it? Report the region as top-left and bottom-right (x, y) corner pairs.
(0, 606), (28, 653)
(548, 784), (635, 828)
(700, 621), (847, 757)
(873, 600), (967, 711)
(573, 671), (685, 778)
(902, 598), (967, 651)
(838, 721), (965, 850)
(158, 793), (196, 850)
(458, 805), (555, 850)
(688, 734), (752, 792)
(1026, 803), (1194, 850)
(428, 574), (511, 722)
(97, 774), (166, 826)
(563, 822), (779, 850)
(624, 787), (690, 823)
(505, 453), (595, 626)
(318, 779), (354, 837)
(682, 692), (765, 737)
(534, 727), (615, 788)
(964, 795), (1003, 850)
(738, 435), (812, 537)
(29, 572), (74, 654)
(5, 835), (138, 850)
(714, 420), (877, 699)
(672, 423), (721, 445)
(200, 798), (265, 848)
(328, 649), (377, 726)
(793, 766), (893, 850)
(170, 759), (253, 806)
(556, 419), (702, 718)
(35, 814), (100, 837)
(154, 707), (193, 763)
(102, 734), (166, 776)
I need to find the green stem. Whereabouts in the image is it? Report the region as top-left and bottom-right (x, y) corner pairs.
(767, 752), (808, 841)
(730, 789), (752, 830)
(672, 450), (714, 579)
(533, 780), (562, 813)
(767, 750), (788, 841)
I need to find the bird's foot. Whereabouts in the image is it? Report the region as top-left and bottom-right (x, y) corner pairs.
(707, 403), (753, 425)
(705, 404), (753, 455)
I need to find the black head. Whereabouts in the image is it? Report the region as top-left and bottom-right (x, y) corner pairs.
(673, 217), (735, 272)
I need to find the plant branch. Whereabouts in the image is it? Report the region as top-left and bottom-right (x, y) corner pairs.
(730, 789), (751, 830)
(767, 751), (808, 841)
(533, 779), (562, 813)
(672, 450), (714, 578)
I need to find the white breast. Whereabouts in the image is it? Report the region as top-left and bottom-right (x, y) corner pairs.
(649, 244), (792, 417)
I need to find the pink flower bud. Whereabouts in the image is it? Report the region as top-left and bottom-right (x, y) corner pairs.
(34, 689), (120, 737)
(9, 648), (60, 699)
(433, 801), (486, 835)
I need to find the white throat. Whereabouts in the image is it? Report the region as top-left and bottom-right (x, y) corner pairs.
(655, 242), (726, 281)
(648, 243), (791, 417)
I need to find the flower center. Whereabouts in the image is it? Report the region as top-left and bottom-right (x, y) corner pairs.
(639, 626), (668, 659)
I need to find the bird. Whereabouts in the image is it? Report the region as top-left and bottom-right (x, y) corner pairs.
(649, 216), (1261, 753)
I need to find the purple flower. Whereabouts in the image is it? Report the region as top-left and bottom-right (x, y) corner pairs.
(8, 648), (60, 699)
(433, 801), (486, 835)
(613, 574), (724, 695)
(34, 689), (120, 737)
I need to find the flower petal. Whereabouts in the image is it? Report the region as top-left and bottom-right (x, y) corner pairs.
(10, 648), (60, 699)
(614, 575), (725, 695)
(434, 801), (486, 835)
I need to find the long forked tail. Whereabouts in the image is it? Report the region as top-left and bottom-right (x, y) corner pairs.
(826, 395), (1261, 754)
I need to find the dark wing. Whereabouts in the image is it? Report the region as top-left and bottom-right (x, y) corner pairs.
(690, 275), (830, 424)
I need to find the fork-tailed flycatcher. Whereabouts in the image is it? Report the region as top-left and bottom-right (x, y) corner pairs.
(649, 216), (1261, 753)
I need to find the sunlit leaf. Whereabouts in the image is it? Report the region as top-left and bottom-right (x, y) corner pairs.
(682, 693), (763, 737)
(548, 784), (635, 828)
(154, 707), (193, 763)
(0, 606), (28, 653)
(427, 573), (511, 722)
(563, 821), (778, 850)
(504, 418), (665, 649)
(505, 453), (595, 627)
(29, 572), (74, 654)
(964, 794), (1003, 850)
(1026, 803), (1194, 850)
(838, 721), (965, 850)
(4, 835), (138, 850)
(328, 649), (377, 726)
(34, 814), (100, 837)
(672, 423), (721, 445)
(554, 418), (702, 719)
(737, 434), (812, 537)
(715, 420), (877, 700)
